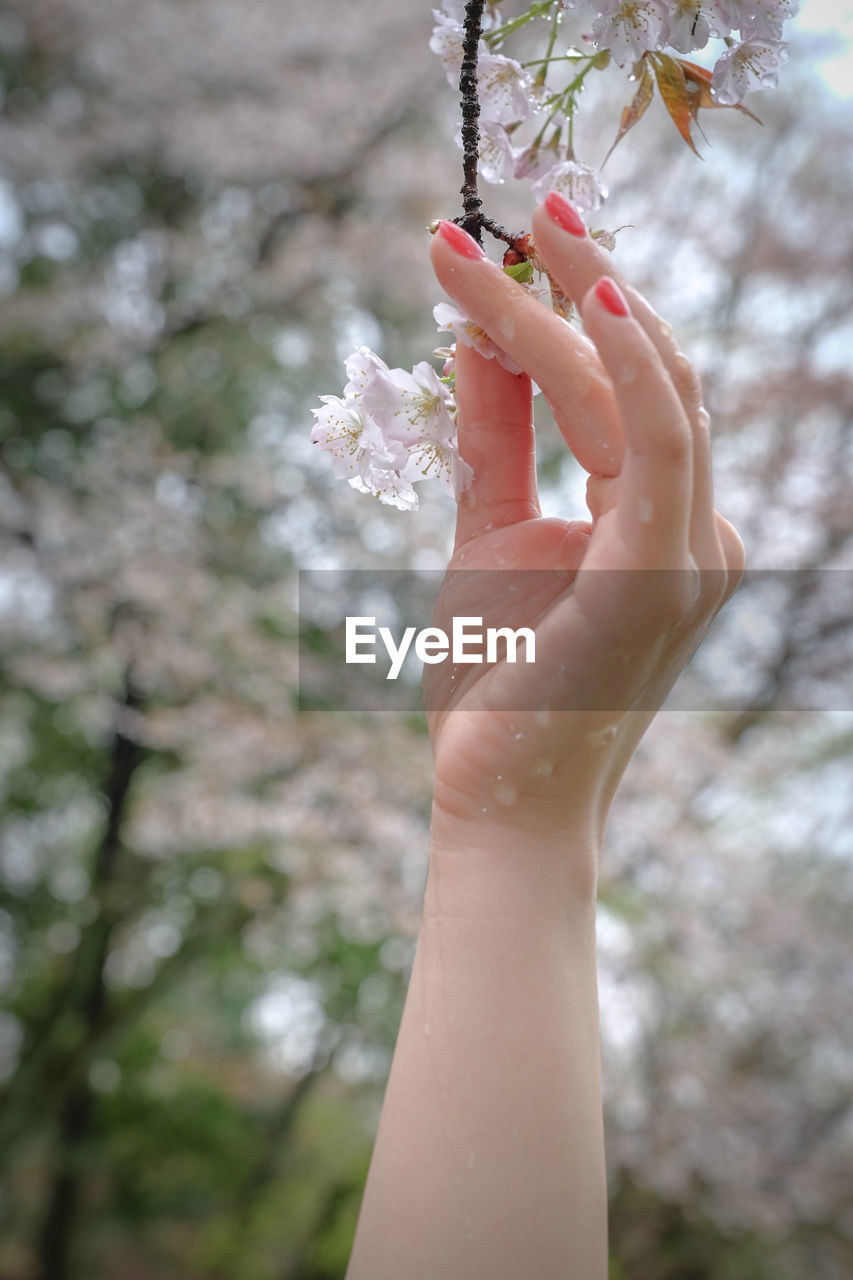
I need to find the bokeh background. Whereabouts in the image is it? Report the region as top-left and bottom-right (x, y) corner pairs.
(1, 1), (852, 1276)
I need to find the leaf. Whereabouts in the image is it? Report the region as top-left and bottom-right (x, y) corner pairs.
(678, 58), (763, 126)
(649, 52), (699, 155)
(503, 260), (534, 284)
(602, 59), (655, 168)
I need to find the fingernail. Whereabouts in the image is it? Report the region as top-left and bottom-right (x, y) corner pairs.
(544, 191), (587, 237)
(437, 220), (485, 260)
(595, 277), (630, 317)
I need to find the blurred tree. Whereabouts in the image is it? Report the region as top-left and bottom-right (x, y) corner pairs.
(0, 2), (851, 1279)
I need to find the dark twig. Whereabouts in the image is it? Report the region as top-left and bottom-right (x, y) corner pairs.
(458, 0), (485, 241)
(455, 1), (528, 256)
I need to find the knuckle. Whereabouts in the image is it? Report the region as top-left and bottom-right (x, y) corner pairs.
(670, 353), (704, 408)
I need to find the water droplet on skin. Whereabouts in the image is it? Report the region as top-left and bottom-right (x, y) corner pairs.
(492, 781), (518, 806)
(617, 363), (637, 385)
(533, 758), (555, 777)
(573, 367), (592, 397)
(697, 407), (711, 431)
(598, 723), (618, 744)
(514, 732), (524, 741)
(638, 496), (654, 524)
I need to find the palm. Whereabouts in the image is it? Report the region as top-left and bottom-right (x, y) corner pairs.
(425, 212), (744, 827)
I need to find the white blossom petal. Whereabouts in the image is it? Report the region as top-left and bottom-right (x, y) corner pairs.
(667, 0), (710, 52)
(454, 120), (517, 184)
(434, 302), (523, 374)
(513, 141), (566, 182)
(350, 466), (420, 510)
(592, 0), (671, 66)
(702, 0), (739, 35)
(429, 12), (489, 88)
(531, 160), (608, 212)
(477, 53), (535, 125)
(711, 38), (790, 104)
(738, 0), (799, 41)
(361, 362), (455, 447)
(343, 346), (390, 398)
(311, 398), (394, 480)
(403, 434), (473, 501)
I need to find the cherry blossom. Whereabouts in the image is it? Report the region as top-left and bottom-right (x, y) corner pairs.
(513, 140), (565, 183)
(361, 361), (455, 446)
(477, 53), (536, 125)
(591, 0), (671, 67)
(702, 0), (740, 35)
(434, 302), (523, 374)
(314, 0), (799, 513)
(360, 359), (472, 499)
(429, 2), (503, 88)
(311, 396), (402, 484)
(667, 0), (710, 52)
(350, 465), (419, 512)
(403, 417), (473, 501)
(456, 120), (517, 184)
(343, 346), (393, 400)
(312, 348), (471, 510)
(711, 38), (790, 105)
(531, 159), (608, 212)
(429, 12), (474, 87)
(738, 0), (800, 42)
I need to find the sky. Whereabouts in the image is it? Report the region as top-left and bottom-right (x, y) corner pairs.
(795, 0), (853, 96)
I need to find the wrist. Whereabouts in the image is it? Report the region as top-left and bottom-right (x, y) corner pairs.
(426, 801), (602, 920)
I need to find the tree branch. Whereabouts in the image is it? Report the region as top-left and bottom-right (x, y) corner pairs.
(459, 0), (485, 241)
(456, 1), (528, 255)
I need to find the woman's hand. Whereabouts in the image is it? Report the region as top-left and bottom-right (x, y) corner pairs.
(346, 200), (745, 1280)
(426, 196), (745, 860)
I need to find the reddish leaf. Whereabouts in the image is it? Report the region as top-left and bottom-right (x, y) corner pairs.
(678, 58), (763, 126)
(602, 58), (655, 167)
(649, 52), (699, 156)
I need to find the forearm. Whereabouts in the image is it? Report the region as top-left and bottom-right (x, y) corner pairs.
(346, 813), (607, 1280)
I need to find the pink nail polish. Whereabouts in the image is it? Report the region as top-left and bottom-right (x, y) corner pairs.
(544, 191), (587, 237)
(437, 220), (485, 260)
(595, 277), (630, 317)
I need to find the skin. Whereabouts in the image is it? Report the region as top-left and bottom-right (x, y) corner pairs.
(345, 199), (745, 1280)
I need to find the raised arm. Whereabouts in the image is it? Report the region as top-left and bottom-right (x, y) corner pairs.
(346, 195), (744, 1280)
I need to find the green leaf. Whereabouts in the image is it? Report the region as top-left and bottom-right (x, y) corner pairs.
(503, 260), (534, 284)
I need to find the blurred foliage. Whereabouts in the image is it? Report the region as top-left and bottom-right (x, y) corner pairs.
(0, 2), (852, 1279)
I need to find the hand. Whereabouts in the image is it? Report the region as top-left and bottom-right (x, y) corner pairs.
(426, 197), (745, 863)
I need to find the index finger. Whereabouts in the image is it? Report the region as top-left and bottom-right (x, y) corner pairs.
(430, 222), (624, 477)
